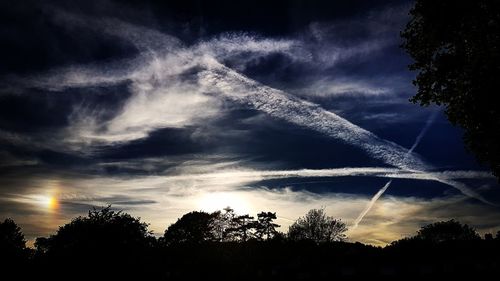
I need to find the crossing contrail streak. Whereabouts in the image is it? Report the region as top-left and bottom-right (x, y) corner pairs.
(408, 110), (439, 154)
(198, 61), (490, 204)
(351, 180), (392, 229)
(351, 111), (439, 230)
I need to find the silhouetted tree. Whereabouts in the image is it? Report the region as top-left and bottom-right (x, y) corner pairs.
(36, 206), (154, 256)
(288, 209), (347, 243)
(34, 237), (50, 253)
(415, 219), (480, 243)
(162, 211), (218, 245)
(229, 214), (256, 242)
(255, 211), (280, 240)
(211, 207), (239, 242)
(32, 206), (155, 279)
(402, 0), (500, 180)
(0, 218), (26, 251)
(3, 209), (500, 279)
(0, 218), (27, 262)
(163, 208), (280, 244)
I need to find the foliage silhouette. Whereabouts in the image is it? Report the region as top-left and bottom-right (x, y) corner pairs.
(162, 211), (218, 245)
(212, 207), (239, 241)
(485, 233), (494, 240)
(33, 206), (155, 279)
(2, 210), (500, 279)
(162, 208), (283, 244)
(36, 206), (153, 255)
(288, 208), (347, 243)
(228, 214), (256, 241)
(0, 218), (29, 267)
(402, 0), (500, 180)
(416, 219), (480, 242)
(0, 218), (26, 253)
(255, 211), (280, 240)
(390, 219), (481, 249)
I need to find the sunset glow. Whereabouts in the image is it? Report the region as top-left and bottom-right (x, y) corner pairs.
(197, 192), (251, 214)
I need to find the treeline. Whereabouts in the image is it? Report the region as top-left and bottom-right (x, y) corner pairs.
(1, 207), (500, 280)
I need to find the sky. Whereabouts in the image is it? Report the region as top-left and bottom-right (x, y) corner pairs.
(1, 0), (499, 246)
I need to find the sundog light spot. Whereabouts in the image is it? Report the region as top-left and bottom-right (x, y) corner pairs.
(41, 195), (59, 211)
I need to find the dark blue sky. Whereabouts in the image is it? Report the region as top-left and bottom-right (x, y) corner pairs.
(1, 0), (499, 245)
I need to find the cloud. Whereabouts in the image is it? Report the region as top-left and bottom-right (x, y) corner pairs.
(2, 163), (492, 233)
(0, 150), (38, 167)
(351, 108), (498, 231)
(196, 33), (305, 66)
(156, 167), (494, 183)
(4, 13), (489, 204)
(197, 60), (491, 204)
(301, 78), (392, 97)
(3, 171), (498, 246)
(3, 5), (416, 149)
(350, 195), (500, 245)
(198, 61), (426, 170)
(292, 75), (416, 101)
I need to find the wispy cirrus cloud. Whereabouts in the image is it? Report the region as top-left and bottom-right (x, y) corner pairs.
(3, 12), (490, 204)
(3, 4), (415, 148)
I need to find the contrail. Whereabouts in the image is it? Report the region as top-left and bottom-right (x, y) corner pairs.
(18, 18), (491, 205)
(199, 61), (427, 171)
(351, 111), (439, 230)
(161, 167), (494, 182)
(198, 62), (490, 204)
(408, 110), (439, 154)
(351, 180), (392, 229)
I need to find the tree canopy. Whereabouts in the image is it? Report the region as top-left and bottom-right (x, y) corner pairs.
(415, 219), (480, 243)
(288, 208), (347, 243)
(255, 211), (281, 240)
(162, 211), (218, 245)
(35, 206), (154, 256)
(0, 218), (26, 250)
(162, 208), (283, 244)
(401, 0), (500, 180)
(0, 218), (27, 262)
(3, 210), (500, 279)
